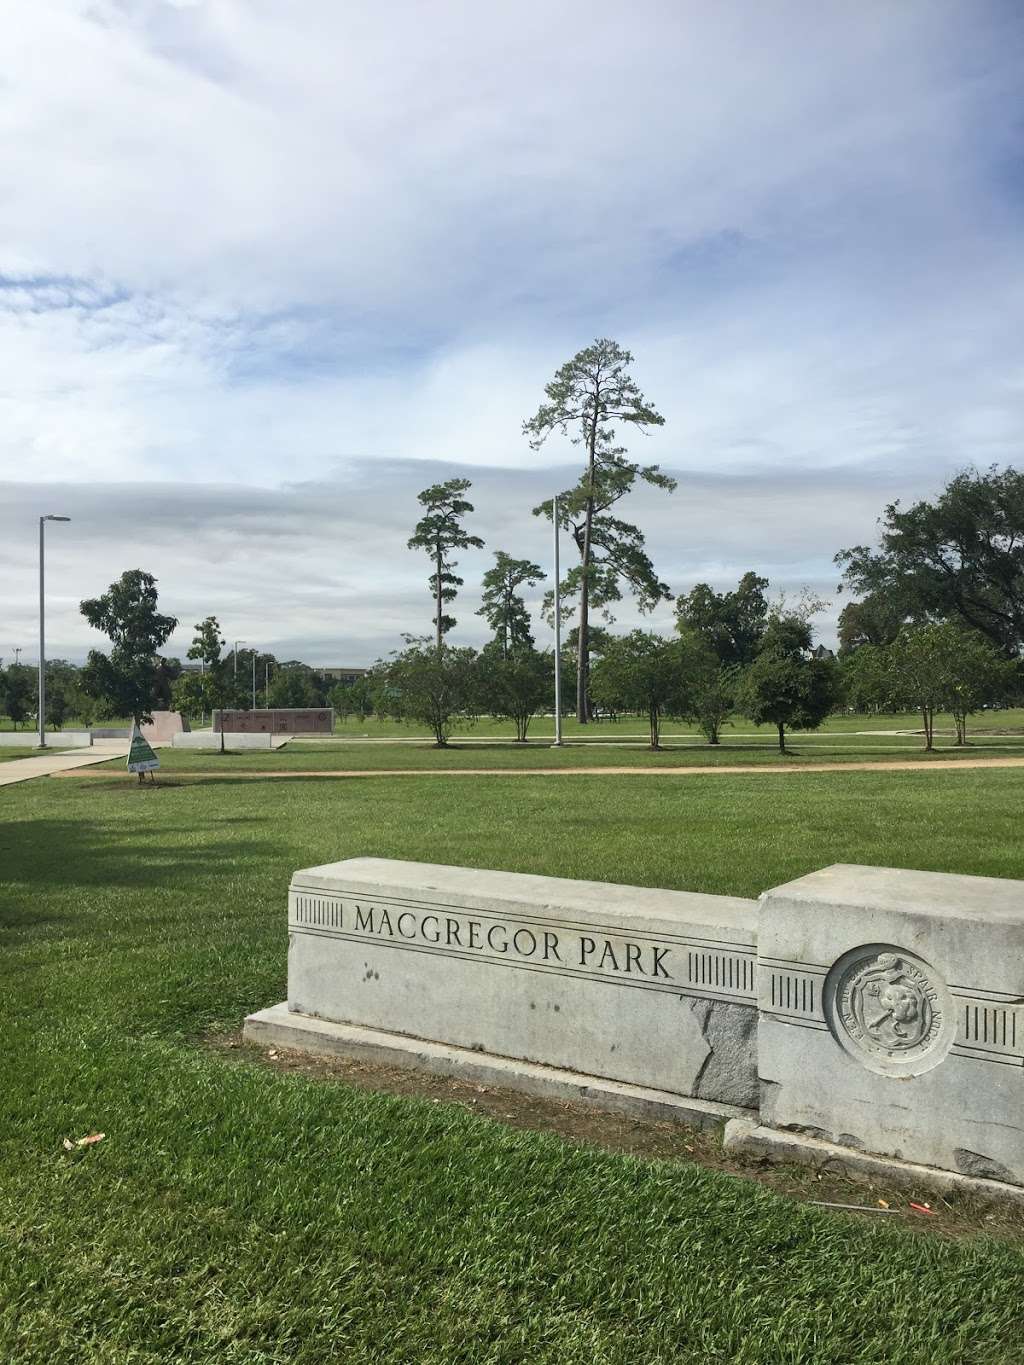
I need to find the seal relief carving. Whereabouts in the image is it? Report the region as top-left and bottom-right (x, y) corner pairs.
(832, 949), (947, 1070)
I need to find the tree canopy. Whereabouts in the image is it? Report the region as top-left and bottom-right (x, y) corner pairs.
(525, 339), (674, 722)
(843, 622), (1016, 747)
(836, 466), (1024, 655)
(80, 570), (178, 724)
(407, 479), (484, 650)
(375, 641), (478, 746)
(476, 642), (552, 742)
(477, 552), (545, 657)
(674, 572), (769, 667)
(590, 630), (694, 749)
(736, 613), (841, 751)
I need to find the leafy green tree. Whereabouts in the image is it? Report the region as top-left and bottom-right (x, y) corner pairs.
(855, 623), (1017, 748)
(267, 667), (319, 709)
(836, 466), (1024, 654)
(839, 644), (891, 716)
(736, 614), (842, 752)
(674, 573), (769, 667)
(43, 660), (79, 728)
(188, 616), (226, 669)
(676, 632), (738, 744)
(408, 479), (484, 650)
(836, 593), (905, 655)
(590, 631), (695, 750)
(152, 656), (182, 710)
(80, 570), (178, 725)
(525, 339), (675, 723)
(376, 641), (478, 747)
(328, 683), (351, 724)
(171, 671), (216, 721)
(476, 643), (552, 742)
(329, 676), (375, 724)
(2, 663), (35, 730)
(477, 552), (545, 657)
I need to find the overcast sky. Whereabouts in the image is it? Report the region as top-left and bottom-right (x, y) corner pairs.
(2, 1), (1022, 665)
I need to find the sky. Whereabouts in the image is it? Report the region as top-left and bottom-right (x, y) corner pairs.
(1, 0), (1023, 666)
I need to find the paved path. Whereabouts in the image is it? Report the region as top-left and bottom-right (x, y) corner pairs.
(0, 739), (131, 787)
(54, 755), (1024, 781)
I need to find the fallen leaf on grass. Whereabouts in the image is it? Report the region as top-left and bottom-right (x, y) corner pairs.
(62, 1133), (105, 1151)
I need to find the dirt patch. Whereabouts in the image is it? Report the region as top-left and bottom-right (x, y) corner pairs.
(208, 1032), (1024, 1242)
(55, 755), (1024, 781)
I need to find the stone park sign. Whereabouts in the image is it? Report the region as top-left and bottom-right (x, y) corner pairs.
(246, 858), (1024, 1199)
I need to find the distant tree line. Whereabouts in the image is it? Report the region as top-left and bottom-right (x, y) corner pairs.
(4, 342), (1023, 747)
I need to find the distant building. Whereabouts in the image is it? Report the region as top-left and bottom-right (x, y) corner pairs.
(812, 645), (836, 661)
(316, 666), (370, 683)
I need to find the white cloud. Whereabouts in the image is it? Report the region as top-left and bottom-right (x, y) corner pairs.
(0, 0), (1021, 656)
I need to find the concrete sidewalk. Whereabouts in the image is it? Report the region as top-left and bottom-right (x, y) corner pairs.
(0, 738), (131, 787)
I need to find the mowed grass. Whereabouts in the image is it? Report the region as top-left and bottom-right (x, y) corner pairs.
(110, 730), (1024, 773)
(4, 770), (1024, 1362)
(0, 747), (41, 762)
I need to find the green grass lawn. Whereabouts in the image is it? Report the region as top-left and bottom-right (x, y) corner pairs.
(106, 730), (1024, 774)
(0, 747), (42, 762)
(4, 770), (1024, 1361)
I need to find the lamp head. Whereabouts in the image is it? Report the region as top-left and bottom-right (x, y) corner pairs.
(43, 515), (71, 522)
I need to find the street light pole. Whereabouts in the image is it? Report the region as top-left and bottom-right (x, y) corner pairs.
(551, 495), (563, 747)
(233, 640), (245, 680)
(251, 650), (257, 711)
(38, 515), (70, 749)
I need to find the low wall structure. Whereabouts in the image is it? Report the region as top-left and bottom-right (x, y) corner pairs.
(0, 730), (92, 747)
(246, 858), (1024, 1200)
(142, 710), (190, 742)
(172, 731), (274, 749)
(214, 708), (333, 734)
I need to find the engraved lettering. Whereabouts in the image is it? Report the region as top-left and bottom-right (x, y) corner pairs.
(624, 942), (644, 974)
(421, 914), (440, 943)
(378, 909), (394, 937)
(446, 918), (463, 946)
(487, 923), (509, 953)
(579, 936), (597, 965)
(598, 940), (620, 972)
(513, 928), (537, 957)
(467, 921), (482, 950)
(355, 906), (374, 933)
(651, 946), (671, 979)
(396, 912), (416, 940)
(542, 931), (562, 962)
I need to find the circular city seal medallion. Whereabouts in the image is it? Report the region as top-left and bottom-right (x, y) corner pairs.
(825, 945), (952, 1076)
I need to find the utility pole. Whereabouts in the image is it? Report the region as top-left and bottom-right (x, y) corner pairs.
(251, 650), (257, 711)
(551, 495), (563, 747)
(38, 515), (70, 748)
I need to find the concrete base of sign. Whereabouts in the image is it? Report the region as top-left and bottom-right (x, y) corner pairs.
(758, 864), (1024, 1186)
(286, 858), (761, 1108)
(723, 1118), (1024, 1207)
(244, 1003), (752, 1130)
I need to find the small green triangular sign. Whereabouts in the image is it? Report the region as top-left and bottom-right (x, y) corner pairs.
(127, 724), (160, 774)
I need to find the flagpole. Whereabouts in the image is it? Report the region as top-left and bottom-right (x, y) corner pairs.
(552, 495), (563, 747)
